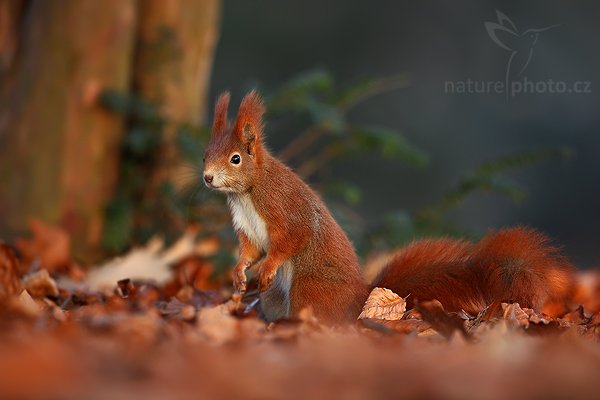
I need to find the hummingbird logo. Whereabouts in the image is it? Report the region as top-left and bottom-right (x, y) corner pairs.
(485, 10), (559, 96)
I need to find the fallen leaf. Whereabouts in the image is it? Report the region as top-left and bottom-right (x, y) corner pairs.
(195, 236), (220, 257)
(116, 278), (135, 298)
(417, 327), (443, 339)
(15, 219), (71, 272)
(358, 287), (406, 320)
(171, 256), (214, 292)
(196, 301), (239, 344)
(361, 318), (431, 335)
(502, 303), (530, 329)
(159, 297), (196, 321)
(13, 290), (42, 317)
(115, 313), (165, 349)
(86, 243), (172, 290)
(561, 305), (589, 325)
(86, 232), (206, 291)
(21, 269), (59, 298)
(0, 242), (21, 297)
(528, 312), (554, 326)
(416, 299), (467, 339)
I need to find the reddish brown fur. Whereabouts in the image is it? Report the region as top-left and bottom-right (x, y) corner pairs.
(373, 227), (575, 316)
(232, 91), (265, 141)
(473, 227), (574, 315)
(212, 92), (231, 135)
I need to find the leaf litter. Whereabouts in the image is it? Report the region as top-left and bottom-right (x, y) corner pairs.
(1, 221), (600, 399)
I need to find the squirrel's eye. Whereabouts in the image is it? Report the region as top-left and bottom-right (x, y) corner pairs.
(230, 154), (241, 164)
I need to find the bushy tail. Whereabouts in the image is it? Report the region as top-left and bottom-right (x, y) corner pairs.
(473, 227), (574, 315)
(372, 227), (575, 316)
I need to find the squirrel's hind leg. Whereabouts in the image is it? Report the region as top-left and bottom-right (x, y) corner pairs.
(290, 270), (368, 325)
(259, 261), (293, 322)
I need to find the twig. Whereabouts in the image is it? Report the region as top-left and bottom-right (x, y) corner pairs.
(336, 74), (411, 112)
(296, 143), (343, 178)
(278, 126), (324, 162)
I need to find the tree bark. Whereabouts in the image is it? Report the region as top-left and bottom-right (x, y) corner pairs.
(134, 0), (221, 188)
(0, 0), (221, 261)
(0, 0), (137, 260)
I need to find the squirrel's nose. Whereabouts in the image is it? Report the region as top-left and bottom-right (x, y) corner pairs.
(204, 174), (214, 184)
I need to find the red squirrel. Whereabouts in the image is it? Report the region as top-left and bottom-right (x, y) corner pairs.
(203, 91), (574, 324)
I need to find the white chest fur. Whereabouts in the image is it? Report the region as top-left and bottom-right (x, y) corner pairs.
(227, 194), (269, 251)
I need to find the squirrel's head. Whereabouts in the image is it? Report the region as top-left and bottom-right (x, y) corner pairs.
(203, 90), (266, 194)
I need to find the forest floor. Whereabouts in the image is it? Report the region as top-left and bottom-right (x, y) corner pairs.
(1, 220), (600, 400)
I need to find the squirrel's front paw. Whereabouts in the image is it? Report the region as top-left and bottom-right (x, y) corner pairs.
(232, 262), (249, 294)
(257, 267), (277, 292)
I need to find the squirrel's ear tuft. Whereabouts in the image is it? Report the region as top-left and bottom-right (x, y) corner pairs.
(212, 91), (231, 136)
(233, 90), (265, 154)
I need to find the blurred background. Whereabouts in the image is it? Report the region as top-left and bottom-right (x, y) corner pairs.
(1, 0), (598, 269)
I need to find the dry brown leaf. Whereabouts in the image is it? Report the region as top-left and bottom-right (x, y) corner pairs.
(172, 256), (214, 291)
(237, 317), (268, 341)
(114, 313), (165, 349)
(0, 242), (21, 297)
(21, 269), (59, 298)
(416, 299), (467, 339)
(13, 290), (42, 317)
(362, 318), (432, 335)
(358, 287), (406, 321)
(502, 303), (530, 328)
(561, 305), (589, 325)
(417, 327), (443, 339)
(86, 241), (172, 290)
(196, 301), (239, 344)
(195, 236), (220, 257)
(86, 232), (207, 291)
(528, 313), (553, 325)
(15, 219), (71, 272)
(159, 297), (197, 321)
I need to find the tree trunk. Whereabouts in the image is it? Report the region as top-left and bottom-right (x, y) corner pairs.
(0, 0), (221, 261)
(0, 0), (137, 261)
(134, 0), (221, 188)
